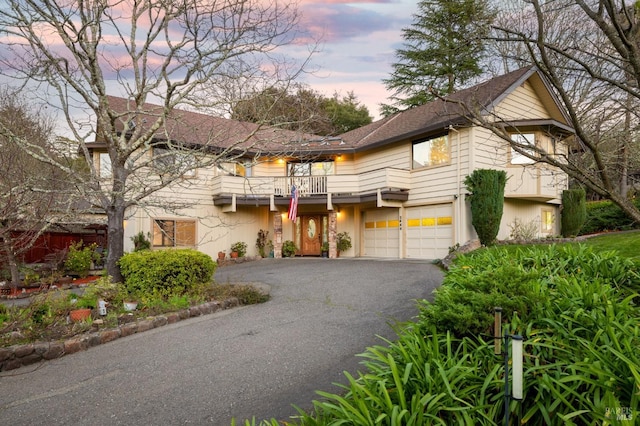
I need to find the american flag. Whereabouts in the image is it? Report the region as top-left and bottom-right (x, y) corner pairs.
(288, 184), (299, 222)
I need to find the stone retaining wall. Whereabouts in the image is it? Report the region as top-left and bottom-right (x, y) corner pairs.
(0, 297), (239, 372)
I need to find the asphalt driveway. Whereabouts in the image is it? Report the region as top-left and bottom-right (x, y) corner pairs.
(0, 258), (443, 424)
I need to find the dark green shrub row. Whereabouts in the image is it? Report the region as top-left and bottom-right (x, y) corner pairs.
(119, 249), (216, 299)
(289, 246), (639, 425)
(580, 198), (640, 235)
(419, 244), (639, 336)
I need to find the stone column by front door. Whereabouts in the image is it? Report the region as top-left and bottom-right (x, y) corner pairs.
(328, 211), (337, 258)
(273, 213), (282, 259)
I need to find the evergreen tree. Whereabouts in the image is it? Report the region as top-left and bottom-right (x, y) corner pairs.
(382, 0), (493, 115)
(464, 169), (507, 246)
(561, 189), (587, 237)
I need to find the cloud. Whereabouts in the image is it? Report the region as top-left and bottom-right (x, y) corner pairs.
(299, 2), (400, 43)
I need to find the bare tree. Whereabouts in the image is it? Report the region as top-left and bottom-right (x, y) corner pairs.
(485, 0), (640, 223)
(0, 91), (70, 287)
(0, 0), (313, 282)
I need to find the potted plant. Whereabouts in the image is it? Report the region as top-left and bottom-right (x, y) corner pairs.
(321, 242), (329, 258)
(230, 241), (247, 258)
(336, 232), (352, 256)
(256, 229), (270, 258)
(281, 240), (297, 258)
(69, 294), (96, 322)
(131, 231), (151, 251)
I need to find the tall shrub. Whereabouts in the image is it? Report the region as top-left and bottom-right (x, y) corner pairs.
(561, 188), (586, 237)
(464, 169), (507, 245)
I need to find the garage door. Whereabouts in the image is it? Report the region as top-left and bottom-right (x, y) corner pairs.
(406, 204), (454, 259)
(363, 209), (399, 258)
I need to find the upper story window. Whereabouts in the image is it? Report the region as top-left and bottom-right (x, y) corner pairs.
(287, 161), (334, 176)
(98, 152), (112, 178)
(412, 135), (450, 169)
(153, 146), (196, 177)
(217, 161), (252, 177)
(152, 219), (196, 247)
(510, 133), (536, 165)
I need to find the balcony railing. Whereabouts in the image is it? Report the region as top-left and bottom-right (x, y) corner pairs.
(212, 168), (410, 197)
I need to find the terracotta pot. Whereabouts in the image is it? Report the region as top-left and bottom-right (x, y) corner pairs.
(217, 251), (226, 260)
(230, 251), (239, 259)
(69, 308), (92, 322)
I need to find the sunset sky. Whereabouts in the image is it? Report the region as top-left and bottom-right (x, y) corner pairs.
(295, 0), (417, 119)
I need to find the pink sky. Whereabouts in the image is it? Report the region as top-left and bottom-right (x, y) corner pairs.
(295, 0), (416, 119)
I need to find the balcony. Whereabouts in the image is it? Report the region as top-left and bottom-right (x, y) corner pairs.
(505, 166), (566, 202)
(212, 168), (410, 208)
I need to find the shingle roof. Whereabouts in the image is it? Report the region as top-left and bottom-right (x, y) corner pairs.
(96, 96), (317, 154)
(96, 67), (558, 155)
(338, 67), (537, 149)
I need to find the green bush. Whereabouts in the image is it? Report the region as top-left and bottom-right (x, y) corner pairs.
(464, 169), (507, 245)
(281, 240), (297, 257)
(118, 249), (216, 300)
(561, 188), (586, 237)
(294, 245), (640, 425)
(64, 241), (99, 277)
(581, 198), (640, 235)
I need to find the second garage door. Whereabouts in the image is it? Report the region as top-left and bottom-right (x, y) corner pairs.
(406, 204), (454, 259)
(363, 209), (400, 258)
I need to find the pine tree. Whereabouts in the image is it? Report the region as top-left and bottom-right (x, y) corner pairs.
(382, 0), (493, 115)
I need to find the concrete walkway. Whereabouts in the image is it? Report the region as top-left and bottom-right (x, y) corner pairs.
(0, 258), (443, 425)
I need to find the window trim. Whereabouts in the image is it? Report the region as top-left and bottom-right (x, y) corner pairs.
(541, 208), (555, 234)
(509, 133), (537, 165)
(152, 218), (197, 248)
(153, 146), (197, 178)
(98, 152), (112, 178)
(412, 134), (450, 169)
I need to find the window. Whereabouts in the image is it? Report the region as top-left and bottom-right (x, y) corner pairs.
(287, 161), (334, 176)
(153, 147), (196, 177)
(99, 152), (112, 178)
(412, 135), (449, 169)
(217, 161), (252, 177)
(152, 219), (196, 247)
(541, 209), (555, 233)
(510, 133), (536, 165)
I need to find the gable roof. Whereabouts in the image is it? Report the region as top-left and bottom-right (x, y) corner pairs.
(92, 96), (318, 154)
(339, 66), (573, 150)
(93, 67), (572, 156)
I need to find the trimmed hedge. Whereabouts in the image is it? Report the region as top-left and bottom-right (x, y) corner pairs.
(118, 249), (216, 299)
(464, 169), (507, 246)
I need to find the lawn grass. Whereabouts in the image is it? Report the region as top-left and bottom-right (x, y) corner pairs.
(492, 230), (640, 261)
(579, 230), (640, 260)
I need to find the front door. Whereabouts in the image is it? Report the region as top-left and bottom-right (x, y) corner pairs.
(301, 215), (322, 255)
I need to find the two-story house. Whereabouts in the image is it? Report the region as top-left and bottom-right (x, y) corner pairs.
(93, 66), (573, 260)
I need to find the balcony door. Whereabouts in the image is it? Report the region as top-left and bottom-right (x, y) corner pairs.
(300, 215), (326, 256)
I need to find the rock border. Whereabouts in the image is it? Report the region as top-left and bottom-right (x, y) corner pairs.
(0, 297), (239, 372)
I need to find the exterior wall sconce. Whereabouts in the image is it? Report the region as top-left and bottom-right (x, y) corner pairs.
(494, 307), (524, 425)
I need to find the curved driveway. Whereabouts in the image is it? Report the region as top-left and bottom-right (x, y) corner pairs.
(0, 258), (442, 425)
